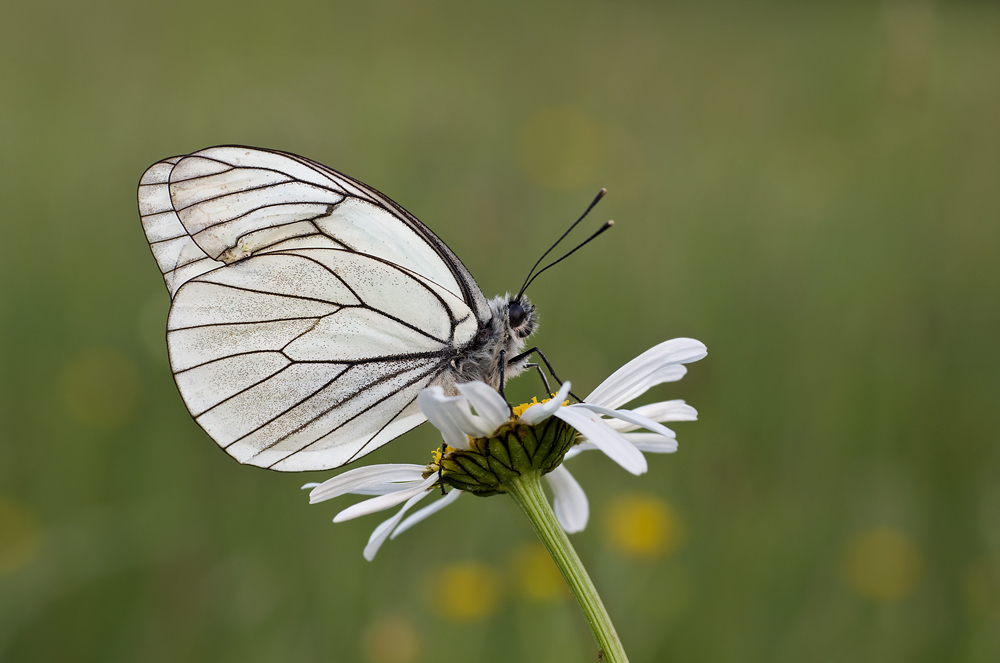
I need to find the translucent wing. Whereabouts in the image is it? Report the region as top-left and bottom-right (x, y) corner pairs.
(138, 146), (488, 471)
(167, 248), (477, 471)
(138, 145), (490, 322)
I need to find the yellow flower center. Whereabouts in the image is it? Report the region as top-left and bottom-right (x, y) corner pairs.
(511, 395), (568, 419)
(511, 397), (541, 418)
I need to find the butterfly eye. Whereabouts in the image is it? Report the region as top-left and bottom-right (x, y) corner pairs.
(508, 302), (526, 328)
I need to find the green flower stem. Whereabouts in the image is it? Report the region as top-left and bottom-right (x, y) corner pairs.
(506, 471), (629, 663)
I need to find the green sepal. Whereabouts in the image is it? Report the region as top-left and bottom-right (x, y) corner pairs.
(532, 418), (558, 469)
(439, 458), (468, 476)
(518, 424), (539, 459)
(487, 455), (521, 484)
(487, 437), (513, 469)
(455, 455), (499, 486)
(438, 418), (578, 497)
(507, 429), (533, 472)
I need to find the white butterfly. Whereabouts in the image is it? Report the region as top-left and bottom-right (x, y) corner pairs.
(138, 146), (561, 472)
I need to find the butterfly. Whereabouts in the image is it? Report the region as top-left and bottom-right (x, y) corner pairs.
(139, 146), (609, 472)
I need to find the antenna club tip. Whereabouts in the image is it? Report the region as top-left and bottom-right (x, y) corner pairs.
(599, 187), (608, 195)
(606, 219), (615, 226)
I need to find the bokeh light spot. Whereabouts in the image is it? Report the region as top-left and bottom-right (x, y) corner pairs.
(362, 615), (421, 663)
(510, 543), (567, 601)
(517, 106), (602, 189)
(842, 527), (922, 601)
(0, 498), (43, 574)
(604, 494), (683, 558)
(61, 347), (140, 429)
(430, 561), (502, 621)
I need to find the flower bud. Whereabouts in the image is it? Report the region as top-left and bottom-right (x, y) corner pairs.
(429, 417), (578, 496)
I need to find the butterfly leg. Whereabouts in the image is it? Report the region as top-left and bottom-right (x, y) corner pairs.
(498, 350), (515, 416)
(508, 347), (584, 402)
(524, 362), (552, 395)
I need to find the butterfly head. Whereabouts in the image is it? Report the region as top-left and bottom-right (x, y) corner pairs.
(463, 294), (539, 388)
(506, 297), (537, 339)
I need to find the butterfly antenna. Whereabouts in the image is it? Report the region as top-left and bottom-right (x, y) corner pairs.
(515, 188), (606, 302)
(519, 220), (615, 295)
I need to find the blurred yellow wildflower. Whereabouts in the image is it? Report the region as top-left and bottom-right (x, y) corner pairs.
(431, 561), (502, 621)
(604, 494), (684, 558)
(511, 543), (567, 601)
(842, 527), (922, 601)
(362, 615), (421, 663)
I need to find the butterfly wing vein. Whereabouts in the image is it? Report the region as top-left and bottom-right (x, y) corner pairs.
(139, 146), (488, 471)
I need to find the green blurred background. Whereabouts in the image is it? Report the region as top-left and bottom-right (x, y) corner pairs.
(2, 0), (999, 661)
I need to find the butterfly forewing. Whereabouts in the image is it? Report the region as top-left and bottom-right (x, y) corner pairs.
(140, 146), (488, 317)
(141, 146), (489, 471)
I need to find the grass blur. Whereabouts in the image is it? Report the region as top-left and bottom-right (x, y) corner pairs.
(1, 0), (999, 661)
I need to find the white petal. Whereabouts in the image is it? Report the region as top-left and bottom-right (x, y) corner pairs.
(456, 381), (511, 432)
(349, 481), (432, 496)
(309, 464), (426, 504)
(585, 338), (707, 409)
(552, 407), (647, 475)
(520, 381), (573, 424)
(621, 433), (679, 453)
(546, 466), (589, 533)
(363, 489), (433, 561)
(602, 365), (687, 412)
(391, 488), (464, 539)
(571, 403), (677, 439)
(418, 386), (475, 449)
(635, 399), (698, 422)
(605, 400), (697, 431)
(605, 420), (676, 436)
(567, 433), (679, 455)
(333, 475), (437, 522)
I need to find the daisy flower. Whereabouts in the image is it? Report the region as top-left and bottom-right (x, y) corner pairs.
(304, 337), (707, 560)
